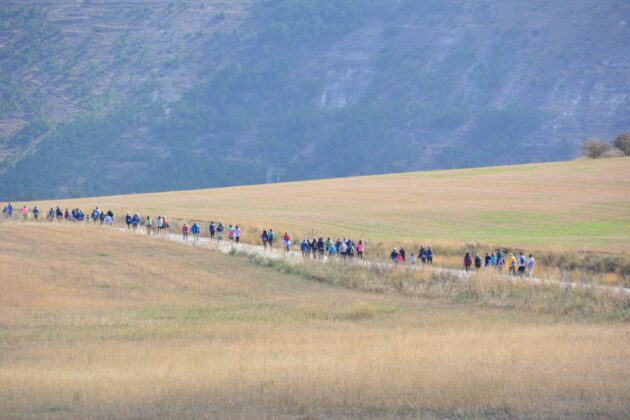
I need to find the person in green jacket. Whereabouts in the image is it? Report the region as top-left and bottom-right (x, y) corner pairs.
(145, 216), (152, 236)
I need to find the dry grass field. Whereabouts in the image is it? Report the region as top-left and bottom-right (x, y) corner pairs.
(27, 157), (630, 254)
(1, 223), (629, 418)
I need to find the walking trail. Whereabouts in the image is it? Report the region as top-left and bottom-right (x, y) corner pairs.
(115, 225), (630, 297)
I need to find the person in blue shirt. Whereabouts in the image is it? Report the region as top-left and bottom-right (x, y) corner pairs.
(216, 223), (224, 241)
(300, 239), (309, 257)
(131, 213), (140, 230)
(427, 247), (434, 264)
(418, 246), (427, 263)
(191, 222), (201, 241)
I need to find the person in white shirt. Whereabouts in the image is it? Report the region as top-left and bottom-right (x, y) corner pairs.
(528, 254), (536, 278)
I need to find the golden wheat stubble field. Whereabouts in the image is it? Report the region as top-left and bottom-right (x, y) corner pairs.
(1, 223), (629, 418)
(30, 157), (630, 254)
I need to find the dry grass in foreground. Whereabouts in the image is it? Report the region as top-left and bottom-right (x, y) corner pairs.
(1, 223), (629, 418)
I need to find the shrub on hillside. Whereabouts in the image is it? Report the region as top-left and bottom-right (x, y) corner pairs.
(582, 138), (610, 158)
(612, 132), (630, 156)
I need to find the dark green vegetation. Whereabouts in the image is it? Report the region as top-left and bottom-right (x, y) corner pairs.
(1, 0), (628, 199)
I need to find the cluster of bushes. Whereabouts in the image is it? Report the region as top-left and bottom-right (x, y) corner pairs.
(538, 252), (630, 283)
(582, 132), (630, 158)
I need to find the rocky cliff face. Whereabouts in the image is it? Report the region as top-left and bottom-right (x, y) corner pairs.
(0, 0), (628, 199)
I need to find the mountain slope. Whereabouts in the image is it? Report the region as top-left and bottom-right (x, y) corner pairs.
(1, 0), (629, 199)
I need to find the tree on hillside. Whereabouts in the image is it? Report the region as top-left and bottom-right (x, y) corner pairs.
(612, 132), (630, 156)
(582, 138), (609, 159)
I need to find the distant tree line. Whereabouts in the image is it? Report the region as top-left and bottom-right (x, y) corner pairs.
(583, 133), (630, 159)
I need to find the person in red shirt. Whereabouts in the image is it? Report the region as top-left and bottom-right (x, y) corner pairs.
(283, 232), (291, 253)
(182, 223), (189, 241)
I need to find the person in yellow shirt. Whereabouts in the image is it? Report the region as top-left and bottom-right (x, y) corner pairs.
(508, 253), (517, 276)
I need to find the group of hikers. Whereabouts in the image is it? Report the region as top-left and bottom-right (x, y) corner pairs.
(183, 221), (242, 242)
(2, 203), (115, 224)
(295, 236), (365, 259)
(463, 251), (536, 277)
(3, 201), (537, 276)
(389, 246), (434, 265)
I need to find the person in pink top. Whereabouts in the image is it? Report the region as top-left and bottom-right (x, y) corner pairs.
(22, 206), (28, 219)
(182, 223), (189, 241)
(357, 240), (364, 259)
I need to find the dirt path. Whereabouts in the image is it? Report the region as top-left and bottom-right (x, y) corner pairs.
(115, 225), (630, 297)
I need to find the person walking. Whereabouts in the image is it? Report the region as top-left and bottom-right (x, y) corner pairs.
(464, 252), (472, 272)
(427, 247), (433, 264)
(268, 229), (275, 248)
(474, 253), (482, 269)
(182, 223), (189, 241)
(145, 216), (152, 235)
(328, 239), (337, 256)
(528, 254), (536, 278)
(217, 223), (224, 241)
(419, 246), (427, 264)
(92, 208), (100, 224)
(390, 248), (399, 263)
(517, 252), (527, 277)
(357, 240), (364, 259)
(261, 230), (269, 250)
(33, 206), (40, 220)
(484, 253), (491, 267)
(300, 239), (309, 257)
(156, 216), (163, 235)
(508, 253), (517, 276)
(209, 221), (216, 241)
(234, 225), (241, 243)
(3, 202), (13, 218)
(410, 253), (417, 265)
(283, 232), (291, 253)
(317, 237), (325, 259)
(22, 206), (29, 220)
(132, 213), (140, 231)
(339, 240), (348, 259)
(191, 222), (201, 241)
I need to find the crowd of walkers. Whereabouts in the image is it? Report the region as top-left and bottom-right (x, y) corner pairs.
(463, 251), (535, 277)
(2, 203), (115, 225)
(295, 237), (364, 259)
(3, 201), (537, 276)
(389, 245), (434, 265)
